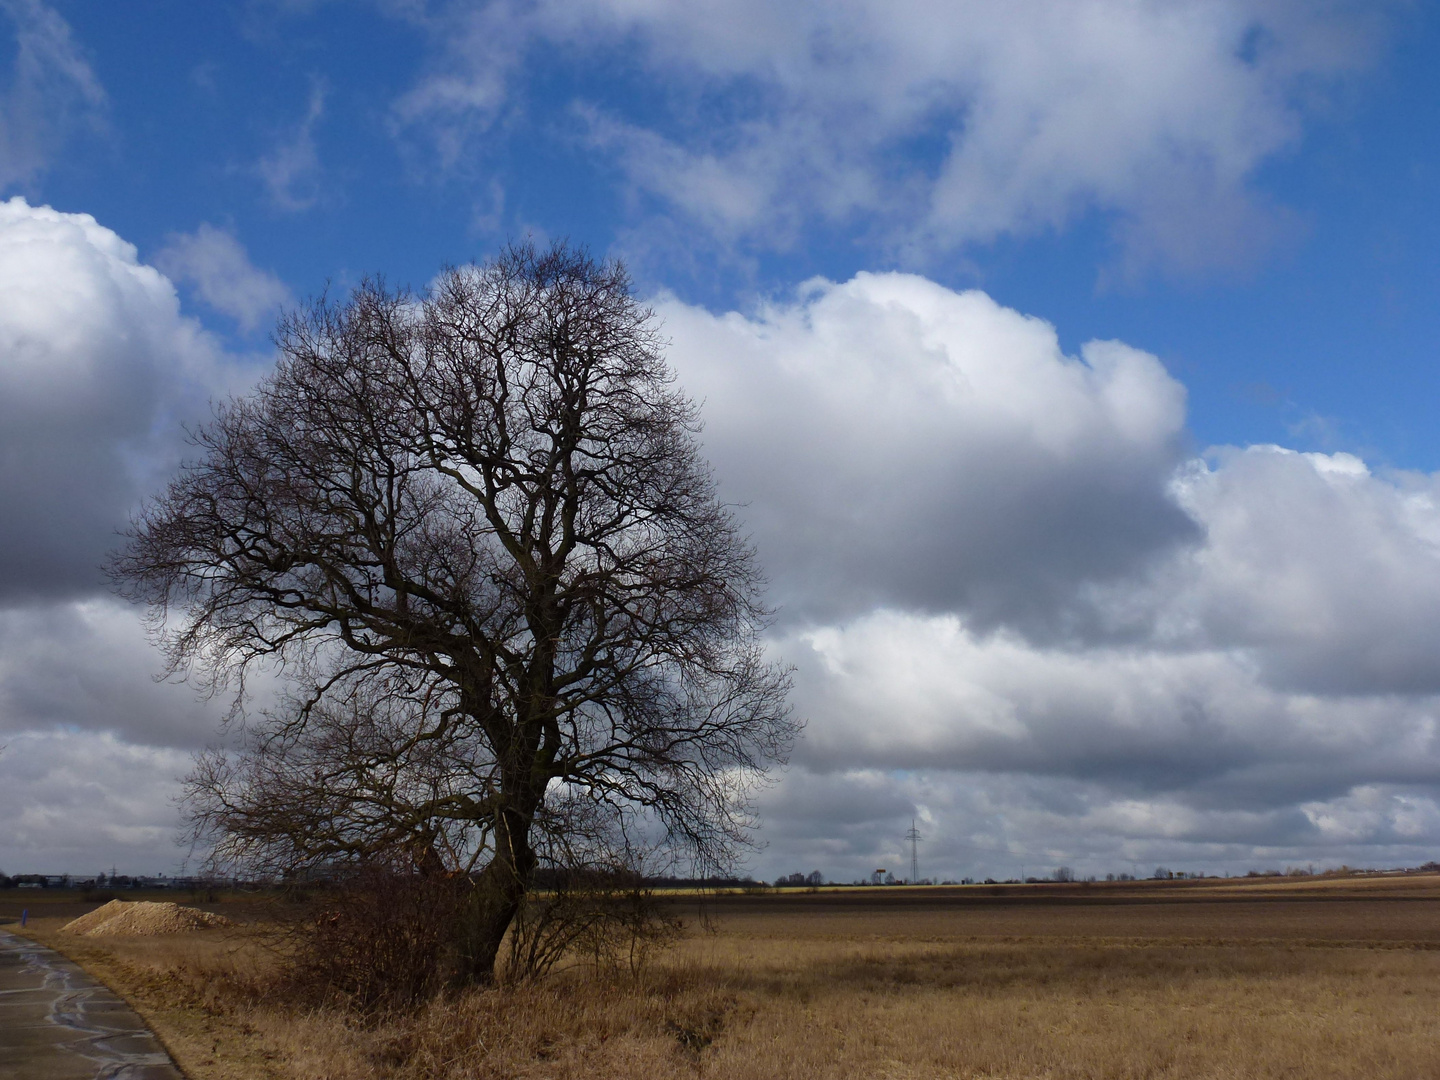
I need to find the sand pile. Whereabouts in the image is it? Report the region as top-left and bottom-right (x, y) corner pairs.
(60, 899), (130, 935)
(61, 900), (232, 936)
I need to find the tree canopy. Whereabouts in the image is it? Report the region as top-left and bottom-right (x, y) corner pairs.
(113, 242), (796, 982)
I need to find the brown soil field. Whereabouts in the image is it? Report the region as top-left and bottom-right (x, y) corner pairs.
(5, 874), (1440, 1079)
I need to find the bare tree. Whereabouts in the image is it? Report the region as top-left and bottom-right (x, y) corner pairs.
(112, 242), (797, 984)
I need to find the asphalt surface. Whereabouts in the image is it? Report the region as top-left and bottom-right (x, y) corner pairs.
(0, 928), (182, 1080)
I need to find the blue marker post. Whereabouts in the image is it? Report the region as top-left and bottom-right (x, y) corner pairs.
(20, 909), (27, 927)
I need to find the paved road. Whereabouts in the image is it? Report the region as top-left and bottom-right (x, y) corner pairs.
(0, 928), (182, 1080)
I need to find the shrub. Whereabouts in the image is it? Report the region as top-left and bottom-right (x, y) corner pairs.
(283, 862), (682, 1010)
(503, 868), (681, 984)
(286, 867), (470, 1012)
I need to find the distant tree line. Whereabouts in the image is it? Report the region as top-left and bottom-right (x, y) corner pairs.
(775, 871), (826, 887)
(0, 872), (243, 890)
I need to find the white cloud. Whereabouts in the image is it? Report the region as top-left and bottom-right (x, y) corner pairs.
(0, 0), (105, 191)
(257, 81), (326, 212)
(1162, 446), (1440, 694)
(660, 271), (1196, 625)
(394, 0), (1394, 272)
(0, 202), (271, 875)
(780, 609), (1440, 796)
(154, 224), (293, 332)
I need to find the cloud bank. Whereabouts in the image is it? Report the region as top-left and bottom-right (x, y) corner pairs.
(2, 200), (1439, 878)
(658, 276), (1440, 879)
(0, 199), (261, 873)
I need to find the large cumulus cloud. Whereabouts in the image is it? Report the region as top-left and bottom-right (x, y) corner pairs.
(659, 273), (1197, 628)
(0, 197), (236, 601)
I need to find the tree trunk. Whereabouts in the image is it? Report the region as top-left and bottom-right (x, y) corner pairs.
(450, 805), (538, 985)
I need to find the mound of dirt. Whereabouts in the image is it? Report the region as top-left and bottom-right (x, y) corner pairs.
(62, 900), (232, 936)
(60, 899), (131, 935)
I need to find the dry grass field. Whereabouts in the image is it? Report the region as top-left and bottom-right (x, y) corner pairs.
(6, 874), (1440, 1079)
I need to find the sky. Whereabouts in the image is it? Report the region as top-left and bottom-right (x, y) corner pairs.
(3, 0), (1440, 883)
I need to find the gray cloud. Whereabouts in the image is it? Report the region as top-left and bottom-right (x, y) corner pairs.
(1163, 447), (1440, 695)
(0, 198), (238, 602)
(0, 730), (193, 877)
(0, 599), (240, 750)
(650, 276), (1440, 879)
(0, 201), (277, 876)
(751, 769), (1440, 884)
(780, 611), (1440, 804)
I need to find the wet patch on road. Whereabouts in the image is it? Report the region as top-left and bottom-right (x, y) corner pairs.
(0, 928), (182, 1079)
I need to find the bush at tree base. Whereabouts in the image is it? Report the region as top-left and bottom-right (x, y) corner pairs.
(287, 867), (470, 1011)
(285, 864), (680, 1011)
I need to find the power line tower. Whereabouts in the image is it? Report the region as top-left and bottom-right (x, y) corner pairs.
(905, 818), (922, 884)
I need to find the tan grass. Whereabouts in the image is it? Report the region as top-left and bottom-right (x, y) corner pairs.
(12, 879), (1440, 1079)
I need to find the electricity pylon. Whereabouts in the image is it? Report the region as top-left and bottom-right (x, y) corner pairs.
(905, 818), (922, 884)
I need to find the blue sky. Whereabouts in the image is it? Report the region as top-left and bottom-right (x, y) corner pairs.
(7, 0), (1440, 881)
